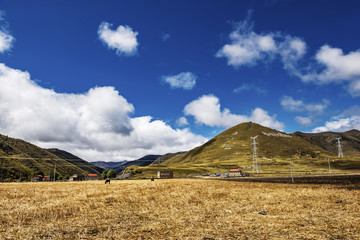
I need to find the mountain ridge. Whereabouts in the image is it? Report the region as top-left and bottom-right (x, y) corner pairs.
(0, 134), (103, 181)
(129, 122), (360, 177)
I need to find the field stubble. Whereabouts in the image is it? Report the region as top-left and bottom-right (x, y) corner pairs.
(0, 179), (359, 239)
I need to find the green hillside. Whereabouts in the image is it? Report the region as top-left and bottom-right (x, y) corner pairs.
(127, 122), (360, 177)
(47, 148), (104, 174)
(0, 134), (103, 181)
(293, 130), (360, 156)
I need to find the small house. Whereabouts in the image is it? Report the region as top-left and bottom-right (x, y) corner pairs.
(157, 170), (173, 179)
(69, 174), (85, 181)
(87, 174), (98, 180)
(32, 175), (43, 182)
(229, 169), (242, 177)
(43, 176), (50, 181)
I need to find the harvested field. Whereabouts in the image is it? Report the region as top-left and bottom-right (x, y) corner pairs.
(0, 179), (359, 239)
(217, 174), (360, 185)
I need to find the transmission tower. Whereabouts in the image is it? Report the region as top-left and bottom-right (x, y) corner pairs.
(250, 136), (259, 174)
(336, 137), (343, 158)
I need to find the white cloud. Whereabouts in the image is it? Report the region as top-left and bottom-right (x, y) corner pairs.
(162, 72), (196, 90)
(184, 94), (284, 130)
(0, 31), (13, 53)
(216, 14), (306, 69)
(0, 12), (14, 53)
(216, 18), (277, 67)
(98, 22), (138, 56)
(312, 106), (360, 132)
(0, 63), (207, 161)
(217, 15), (360, 97)
(233, 83), (266, 94)
(278, 36), (307, 75)
(295, 116), (313, 126)
(177, 117), (188, 126)
(281, 96), (329, 113)
(280, 96), (304, 112)
(300, 45), (360, 97)
(281, 96), (329, 126)
(312, 116), (360, 133)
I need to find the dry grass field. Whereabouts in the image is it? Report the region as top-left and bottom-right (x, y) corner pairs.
(0, 179), (359, 240)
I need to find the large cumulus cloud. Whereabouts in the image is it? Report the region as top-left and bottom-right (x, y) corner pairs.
(0, 63), (207, 161)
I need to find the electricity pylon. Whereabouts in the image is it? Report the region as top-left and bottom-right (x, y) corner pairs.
(336, 137), (343, 157)
(250, 136), (259, 174)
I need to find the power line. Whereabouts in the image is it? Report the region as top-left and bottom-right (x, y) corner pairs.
(0, 156), (152, 162)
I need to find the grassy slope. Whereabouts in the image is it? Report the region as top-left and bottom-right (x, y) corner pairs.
(47, 148), (104, 175)
(0, 134), (90, 181)
(293, 129), (360, 156)
(131, 122), (360, 177)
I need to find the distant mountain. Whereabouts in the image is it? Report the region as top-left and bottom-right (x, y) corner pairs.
(47, 148), (105, 174)
(151, 152), (185, 165)
(114, 155), (161, 174)
(127, 122), (360, 177)
(0, 134), (103, 181)
(293, 130), (360, 156)
(90, 161), (126, 170)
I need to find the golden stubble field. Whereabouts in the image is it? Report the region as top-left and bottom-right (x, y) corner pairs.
(0, 179), (359, 240)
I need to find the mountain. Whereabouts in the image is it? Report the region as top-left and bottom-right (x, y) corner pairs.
(129, 122), (360, 177)
(151, 152), (185, 165)
(161, 122), (331, 165)
(293, 130), (360, 156)
(0, 134), (103, 181)
(92, 155), (161, 174)
(90, 161), (126, 170)
(114, 155), (161, 174)
(47, 148), (105, 174)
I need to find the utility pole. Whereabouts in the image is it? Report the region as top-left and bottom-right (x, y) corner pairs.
(336, 137), (343, 158)
(54, 163), (56, 182)
(327, 157), (332, 176)
(250, 136), (259, 174)
(290, 157), (294, 183)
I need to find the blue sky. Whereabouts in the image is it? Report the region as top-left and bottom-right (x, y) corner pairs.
(0, 0), (359, 161)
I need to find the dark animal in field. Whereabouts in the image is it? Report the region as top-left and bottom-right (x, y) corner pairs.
(151, 177), (154, 181)
(105, 178), (110, 184)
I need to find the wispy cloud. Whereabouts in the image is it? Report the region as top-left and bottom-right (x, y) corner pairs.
(280, 96), (329, 113)
(184, 94), (284, 130)
(0, 11), (14, 53)
(217, 12), (360, 97)
(295, 116), (313, 126)
(98, 22), (138, 56)
(161, 32), (170, 41)
(233, 83), (266, 94)
(162, 72), (197, 90)
(281, 96), (330, 126)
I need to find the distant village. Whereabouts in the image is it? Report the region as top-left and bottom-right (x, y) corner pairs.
(31, 169), (249, 182)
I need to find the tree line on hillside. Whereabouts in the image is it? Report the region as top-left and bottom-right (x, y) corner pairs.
(102, 169), (116, 179)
